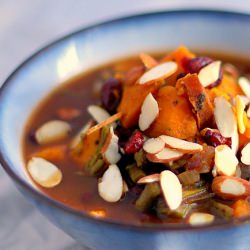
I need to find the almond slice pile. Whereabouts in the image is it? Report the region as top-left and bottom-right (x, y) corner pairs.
(146, 147), (183, 163)
(198, 61), (221, 87)
(188, 212), (215, 226)
(214, 145), (238, 176)
(214, 96), (237, 138)
(87, 105), (110, 123)
(138, 61), (177, 85)
(160, 170), (182, 210)
(238, 77), (250, 98)
(241, 143), (250, 165)
(102, 127), (121, 164)
(139, 93), (159, 131)
(159, 135), (203, 153)
(98, 164), (123, 202)
(27, 157), (62, 188)
(143, 137), (165, 154)
(35, 120), (71, 145)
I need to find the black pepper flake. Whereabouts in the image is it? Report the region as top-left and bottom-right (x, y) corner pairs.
(196, 93), (205, 111)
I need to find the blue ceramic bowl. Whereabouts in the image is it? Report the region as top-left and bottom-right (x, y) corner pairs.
(1, 10), (250, 250)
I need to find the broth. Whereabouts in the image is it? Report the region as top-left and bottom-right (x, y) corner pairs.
(23, 51), (250, 225)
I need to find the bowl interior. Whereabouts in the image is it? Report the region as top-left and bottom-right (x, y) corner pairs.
(0, 10), (250, 192)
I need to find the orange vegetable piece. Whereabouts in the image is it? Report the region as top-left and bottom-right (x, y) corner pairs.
(32, 145), (66, 162)
(118, 82), (162, 128)
(177, 74), (214, 129)
(161, 46), (195, 85)
(239, 119), (250, 149)
(71, 129), (100, 167)
(123, 65), (145, 86)
(139, 53), (158, 69)
(162, 46), (195, 67)
(243, 119), (250, 139)
(232, 199), (250, 218)
(147, 86), (197, 139)
(56, 108), (81, 120)
(208, 74), (243, 103)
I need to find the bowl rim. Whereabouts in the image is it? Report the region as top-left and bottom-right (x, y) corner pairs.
(1, 9), (250, 232)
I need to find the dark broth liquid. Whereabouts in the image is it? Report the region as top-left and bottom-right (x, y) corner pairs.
(23, 52), (250, 225)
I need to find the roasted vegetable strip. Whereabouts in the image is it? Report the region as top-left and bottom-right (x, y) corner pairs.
(135, 183), (161, 212)
(126, 164), (146, 183)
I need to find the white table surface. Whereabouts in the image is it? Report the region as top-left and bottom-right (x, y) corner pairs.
(0, 1), (250, 249)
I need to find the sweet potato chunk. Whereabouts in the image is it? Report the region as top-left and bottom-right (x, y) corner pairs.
(162, 46), (195, 67)
(232, 199), (250, 218)
(32, 145), (66, 162)
(161, 46), (195, 86)
(177, 74), (214, 129)
(208, 74), (243, 102)
(70, 129), (100, 167)
(118, 82), (161, 128)
(147, 86), (197, 139)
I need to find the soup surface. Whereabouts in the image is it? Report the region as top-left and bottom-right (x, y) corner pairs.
(23, 48), (250, 226)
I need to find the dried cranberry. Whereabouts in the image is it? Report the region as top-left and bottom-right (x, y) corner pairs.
(115, 123), (134, 147)
(176, 72), (187, 80)
(202, 129), (231, 147)
(101, 78), (122, 113)
(124, 131), (144, 154)
(186, 56), (213, 73)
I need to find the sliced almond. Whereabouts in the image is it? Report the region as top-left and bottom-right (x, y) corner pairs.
(137, 173), (160, 184)
(86, 112), (122, 136)
(235, 95), (246, 134)
(214, 96), (237, 138)
(238, 77), (250, 98)
(215, 145), (238, 176)
(139, 93), (159, 131)
(98, 164), (123, 202)
(198, 61), (221, 87)
(188, 212), (215, 226)
(146, 147), (183, 163)
(143, 137), (165, 154)
(102, 127), (121, 164)
(87, 105), (110, 124)
(35, 120), (71, 145)
(212, 176), (250, 199)
(139, 52), (158, 69)
(138, 61), (177, 85)
(160, 170), (182, 210)
(159, 135), (203, 153)
(241, 143), (250, 165)
(27, 157), (62, 188)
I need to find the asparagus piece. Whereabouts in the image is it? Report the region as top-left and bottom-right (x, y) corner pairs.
(134, 149), (147, 167)
(126, 164), (146, 183)
(156, 198), (195, 218)
(210, 200), (233, 218)
(135, 183), (161, 212)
